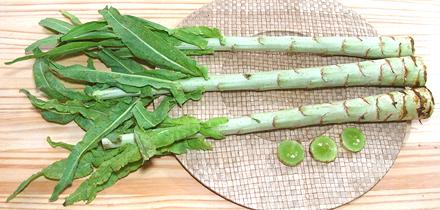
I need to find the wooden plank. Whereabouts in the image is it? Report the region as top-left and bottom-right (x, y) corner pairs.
(0, 0), (439, 209)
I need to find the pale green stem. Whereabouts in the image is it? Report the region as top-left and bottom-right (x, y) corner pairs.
(93, 56), (426, 100)
(102, 87), (434, 149)
(177, 36), (414, 58)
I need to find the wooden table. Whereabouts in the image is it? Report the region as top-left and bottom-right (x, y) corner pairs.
(0, 0), (439, 209)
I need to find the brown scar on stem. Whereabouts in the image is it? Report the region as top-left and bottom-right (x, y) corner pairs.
(387, 93), (397, 108)
(365, 48), (371, 58)
(231, 44), (237, 52)
(320, 67), (327, 82)
(357, 37), (363, 41)
(272, 117), (277, 128)
(403, 59), (409, 84)
(398, 43), (402, 57)
(391, 74), (398, 86)
(243, 73), (252, 80)
(313, 37), (320, 43)
(375, 97), (381, 120)
(257, 36), (265, 45)
(379, 64), (385, 82)
(379, 36), (385, 56)
(390, 36), (396, 40)
(385, 58), (395, 74)
(298, 105), (307, 116)
(341, 39), (347, 52)
(276, 73), (282, 87)
(288, 42), (295, 52)
(410, 36), (415, 54)
(343, 101), (350, 116)
(400, 94), (408, 120)
(344, 74), (350, 87)
(292, 67), (300, 74)
(383, 113), (393, 121)
(357, 63), (367, 77)
(361, 97), (370, 105)
(319, 112), (328, 125)
(358, 112), (367, 122)
(250, 116), (261, 123)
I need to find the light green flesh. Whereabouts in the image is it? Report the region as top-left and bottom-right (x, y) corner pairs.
(277, 140), (305, 167)
(310, 136), (337, 163)
(341, 127), (365, 152)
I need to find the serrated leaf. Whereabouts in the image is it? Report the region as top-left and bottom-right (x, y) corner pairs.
(60, 10), (82, 25)
(49, 62), (187, 104)
(99, 7), (207, 78)
(49, 100), (137, 201)
(74, 115), (95, 131)
(39, 18), (73, 34)
(46, 137), (74, 151)
(41, 110), (77, 124)
(97, 48), (145, 74)
(132, 97), (175, 129)
(160, 137), (212, 155)
(21, 89), (105, 121)
(63, 144), (141, 205)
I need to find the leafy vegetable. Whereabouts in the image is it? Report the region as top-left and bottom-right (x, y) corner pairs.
(99, 7), (208, 78)
(49, 100), (137, 201)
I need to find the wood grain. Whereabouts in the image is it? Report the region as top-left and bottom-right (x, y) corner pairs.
(0, 0), (439, 209)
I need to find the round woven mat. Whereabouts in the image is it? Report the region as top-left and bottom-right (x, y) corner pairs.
(171, 0), (408, 209)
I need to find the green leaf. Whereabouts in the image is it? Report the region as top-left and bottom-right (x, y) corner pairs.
(49, 100), (137, 201)
(6, 171), (44, 202)
(63, 144), (141, 205)
(21, 89), (105, 121)
(99, 7), (207, 78)
(112, 47), (134, 58)
(134, 126), (158, 161)
(47, 137), (74, 151)
(61, 21), (108, 41)
(74, 115), (95, 131)
(86, 57), (96, 70)
(160, 115), (200, 127)
(97, 48), (146, 74)
(175, 26), (224, 43)
(41, 110), (77, 124)
(132, 97), (175, 129)
(160, 137), (212, 155)
(6, 152), (94, 202)
(39, 18), (73, 34)
(32, 58), (66, 100)
(142, 123), (201, 148)
(25, 35), (60, 54)
(201, 117), (229, 128)
(60, 10), (82, 25)
(49, 62), (187, 104)
(181, 48), (214, 56)
(65, 30), (119, 41)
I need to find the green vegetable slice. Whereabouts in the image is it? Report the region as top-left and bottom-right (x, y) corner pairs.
(277, 140), (305, 167)
(341, 127), (365, 152)
(310, 136), (337, 163)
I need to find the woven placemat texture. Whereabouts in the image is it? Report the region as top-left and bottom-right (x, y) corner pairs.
(171, 0), (407, 209)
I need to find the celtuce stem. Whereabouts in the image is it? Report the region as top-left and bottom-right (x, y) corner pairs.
(177, 36), (414, 58)
(102, 87), (434, 149)
(93, 56), (426, 100)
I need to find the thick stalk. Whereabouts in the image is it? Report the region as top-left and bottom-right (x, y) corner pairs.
(102, 87), (434, 149)
(177, 36), (414, 58)
(93, 56), (426, 100)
